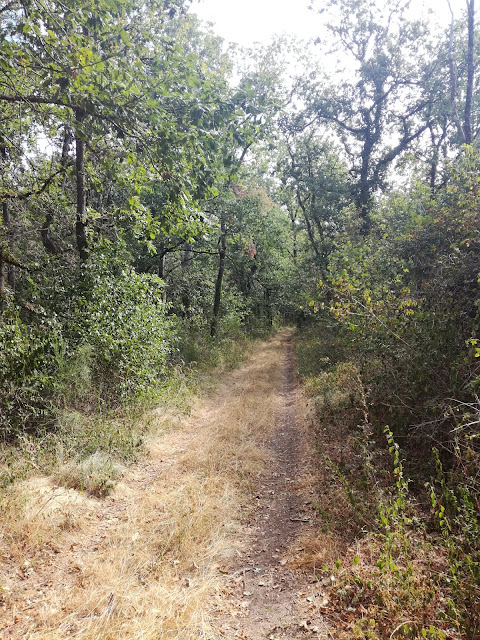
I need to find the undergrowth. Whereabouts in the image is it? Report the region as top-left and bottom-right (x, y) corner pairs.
(295, 321), (479, 640)
(0, 328), (258, 495)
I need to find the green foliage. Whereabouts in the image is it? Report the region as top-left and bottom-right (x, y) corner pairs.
(74, 260), (174, 399)
(0, 303), (60, 437)
(427, 449), (480, 637)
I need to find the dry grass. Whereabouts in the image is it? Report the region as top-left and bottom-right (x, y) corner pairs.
(293, 328), (467, 640)
(53, 452), (122, 497)
(0, 333), (286, 640)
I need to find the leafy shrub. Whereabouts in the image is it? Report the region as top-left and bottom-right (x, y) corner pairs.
(73, 262), (176, 400)
(0, 252), (176, 438)
(0, 303), (60, 438)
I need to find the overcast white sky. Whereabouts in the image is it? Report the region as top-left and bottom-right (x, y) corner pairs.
(189, 0), (468, 46)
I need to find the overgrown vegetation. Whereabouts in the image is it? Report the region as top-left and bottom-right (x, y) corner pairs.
(0, 1), (292, 491)
(296, 313), (480, 638)
(2, 0), (480, 636)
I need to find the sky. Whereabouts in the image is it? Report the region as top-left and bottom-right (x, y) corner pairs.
(189, 0), (468, 47)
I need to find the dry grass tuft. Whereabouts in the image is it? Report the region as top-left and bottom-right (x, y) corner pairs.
(54, 451), (122, 497)
(0, 333), (287, 640)
(291, 533), (346, 572)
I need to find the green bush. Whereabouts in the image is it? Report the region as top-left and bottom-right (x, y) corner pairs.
(0, 256), (176, 437)
(0, 303), (59, 438)
(73, 262), (176, 400)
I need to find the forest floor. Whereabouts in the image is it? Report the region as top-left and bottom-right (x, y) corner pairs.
(0, 330), (343, 640)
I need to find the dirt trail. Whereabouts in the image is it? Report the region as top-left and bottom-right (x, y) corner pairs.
(0, 330), (331, 640)
(212, 333), (330, 640)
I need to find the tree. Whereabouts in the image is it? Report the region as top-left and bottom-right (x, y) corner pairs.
(448, 0), (478, 145)
(207, 48), (285, 336)
(0, 0), (227, 264)
(275, 129), (350, 278)
(307, 0), (438, 231)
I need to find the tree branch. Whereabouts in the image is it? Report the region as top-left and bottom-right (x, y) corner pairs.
(0, 165), (70, 201)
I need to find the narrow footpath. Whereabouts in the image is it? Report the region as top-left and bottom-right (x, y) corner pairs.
(211, 333), (330, 639)
(0, 330), (331, 640)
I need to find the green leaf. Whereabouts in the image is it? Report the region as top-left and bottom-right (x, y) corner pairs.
(120, 30), (131, 46)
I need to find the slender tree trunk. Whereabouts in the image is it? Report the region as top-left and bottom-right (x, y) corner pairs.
(448, 0), (467, 143)
(0, 143), (11, 302)
(210, 219), (227, 338)
(0, 246), (4, 308)
(158, 249), (165, 279)
(429, 124), (440, 191)
(41, 128), (71, 255)
(75, 110), (88, 261)
(465, 0), (475, 144)
(181, 242), (193, 268)
(430, 150), (439, 192)
(297, 189), (321, 261)
(181, 242), (193, 315)
(41, 211), (59, 254)
(429, 122), (448, 191)
(287, 207), (298, 265)
(3, 202), (13, 288)
(265, 288), (273, 326)
(356, 127), (374, 234)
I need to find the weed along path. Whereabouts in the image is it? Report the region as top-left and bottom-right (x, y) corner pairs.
(0, 330), (329, 640)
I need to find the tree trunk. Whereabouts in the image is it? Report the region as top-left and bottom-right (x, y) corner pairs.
(297, 189), (322, 262)
(41, 211), (60, 254)
(448, 0), (467, 143)
(0, 143), (12, 302)
(0, 246), (4, 308)
(464, 0), (475, 144)
(181, 242), (193, 268)
(210, 219), (227, 338)
(158, 249), (165, 279)
(356, 123), (375, 234)
(181, 242), (193, 315)
(75, 110), (88, 261)
(265, 288), (273, 326)
(41, 128), (71, 255)
(293, 225), (297, 264)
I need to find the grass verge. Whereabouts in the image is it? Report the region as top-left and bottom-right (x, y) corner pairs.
(0, 328), (260, 493)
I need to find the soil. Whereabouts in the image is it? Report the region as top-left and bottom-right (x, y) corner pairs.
(0, 331), (334, 639)
(211, 335), (331, 639)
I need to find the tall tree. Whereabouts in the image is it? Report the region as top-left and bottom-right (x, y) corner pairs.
(275, 130), (350, 278)
(307, 0), (437, 231)
(448, 0), (477, 145)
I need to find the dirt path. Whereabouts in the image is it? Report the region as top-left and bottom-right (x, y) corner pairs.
(211, 334), (330, 639)
(0, 330), (331, 640)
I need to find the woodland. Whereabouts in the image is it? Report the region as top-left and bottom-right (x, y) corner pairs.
(0, 0), (480, 637)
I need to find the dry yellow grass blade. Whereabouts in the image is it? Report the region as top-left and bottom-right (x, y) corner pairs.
(0, 332), (287, 640)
